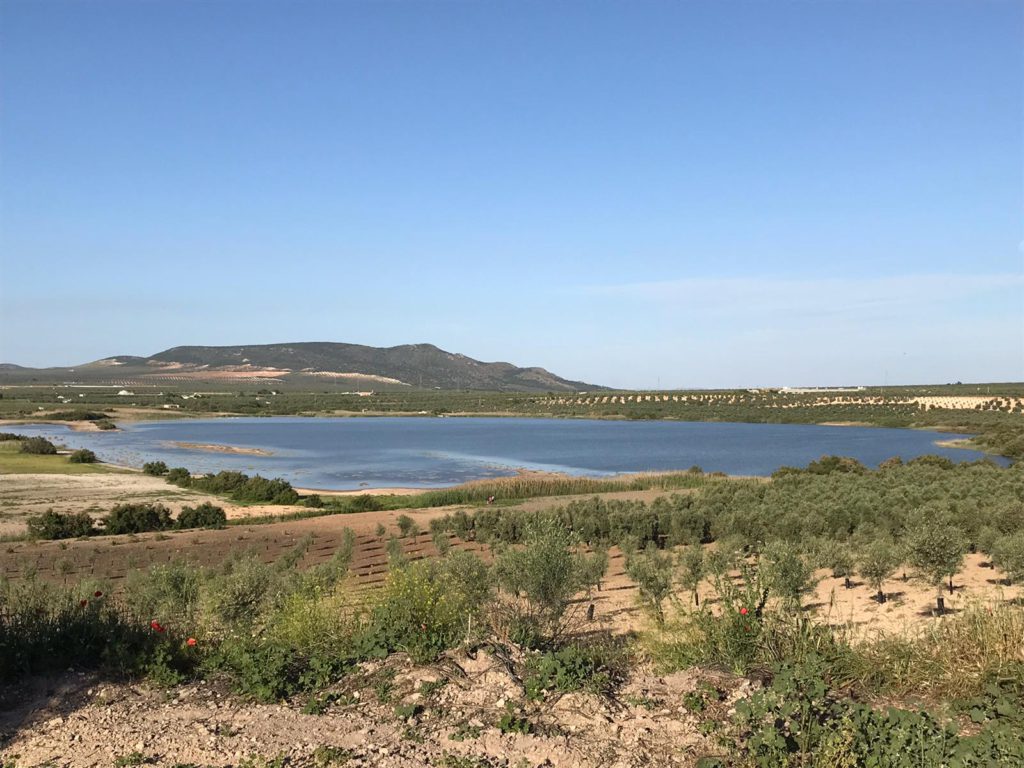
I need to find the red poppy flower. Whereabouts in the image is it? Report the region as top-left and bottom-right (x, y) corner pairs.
(740, 607), (748, 616)
(94, 591), (103, 598)
(186, 637), (197, 647)
(80, 599), (89, 608)
(150, 620), (166, 633)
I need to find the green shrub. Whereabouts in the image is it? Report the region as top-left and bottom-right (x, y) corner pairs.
(122, 561), (202, 629)
(396, 514), (419, 537)
(523, 641), (626, 700)
(20, 436), (57, 455)
(991, 532), (1024, 585)
(166, 467), (192, 486)
(176, 502), (227, 530)
(857, 540), (900, 604)
(44, 410), (109, 421)
(184, 471), (299, 505)
(69, 448), (97, 464)
(102, 503), (174, 535)
(491, 517), (600, 645)
(0, 577), (190, 683)
(26, 509), (95, 539)
(733, 656), (1024, 767)
(200, 555), (277, 634)
(348, 494), (384, 512)
(677, 544), (705, 607)
(370, 557), (487, 662)
(625, 543), (675, 624)
(143, 461), (168, 476)
(905, 522), (968, 611)
(761, 541), (818, 610)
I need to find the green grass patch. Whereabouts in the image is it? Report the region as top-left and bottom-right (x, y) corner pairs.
(0, 441), (121, 475)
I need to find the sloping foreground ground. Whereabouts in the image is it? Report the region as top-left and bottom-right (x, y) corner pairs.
(0, 652), (747, 768)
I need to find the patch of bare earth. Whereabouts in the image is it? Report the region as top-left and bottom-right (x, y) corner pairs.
(0, 473), (309, 538)
(0, 652), (747, 768)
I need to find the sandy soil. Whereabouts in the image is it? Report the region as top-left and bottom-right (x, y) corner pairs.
(0, 652), (746, 768)
(172, 442), (274, 456)
(0, 473), (308, 538)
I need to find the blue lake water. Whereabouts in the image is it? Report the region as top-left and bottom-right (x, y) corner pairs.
(10, 417), (1005, 490)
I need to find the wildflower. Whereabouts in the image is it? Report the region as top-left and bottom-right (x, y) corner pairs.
(740, 607), (748, 616)
(80, 599), (89, 608)
(186, 637), (197, 647)
(94, 591), (103, 598)
(150, 620), (166, 633)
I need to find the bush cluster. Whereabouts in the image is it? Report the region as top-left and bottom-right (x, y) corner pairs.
(25, 502), (228, 539)
(165, 468), (299, 505)
(19, 436), (57, 455)
(69, 448), (97, 463)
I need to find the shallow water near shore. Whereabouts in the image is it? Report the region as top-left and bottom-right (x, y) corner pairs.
(12, 417), (1004, 490)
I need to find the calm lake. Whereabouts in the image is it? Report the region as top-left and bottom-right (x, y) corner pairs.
(12, 417), (1005, 490)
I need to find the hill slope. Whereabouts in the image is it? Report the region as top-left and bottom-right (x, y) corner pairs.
(2, 342), (601, 392)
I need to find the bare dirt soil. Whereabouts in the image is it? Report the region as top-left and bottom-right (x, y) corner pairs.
(0, 473), (309, 538)
(0, 651), (747, 768)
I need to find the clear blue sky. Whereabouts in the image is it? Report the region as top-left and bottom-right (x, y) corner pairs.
(1, 0), (1021, 388)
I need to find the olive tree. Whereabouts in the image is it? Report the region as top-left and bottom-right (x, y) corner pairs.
(677, 544), (705, 607)
(625, 543), (675, 624)
(992, 532), (1024, 586)
(905, 523), (967, 614)
(857, 540), (899, 604)
(762, 541), (818, 610)
(491, 517), (596, 644)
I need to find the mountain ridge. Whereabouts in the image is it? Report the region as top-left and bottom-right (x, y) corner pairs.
(1, 342), (602, 392)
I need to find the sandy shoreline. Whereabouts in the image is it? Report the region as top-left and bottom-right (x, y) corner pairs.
(171, 441), (274, 456)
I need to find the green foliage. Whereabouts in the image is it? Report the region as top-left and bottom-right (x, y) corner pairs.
(761, 541), (818, 609)
(815, 539), (854, 579)
(142, 461), (168, 476)
(857, 540), (900, 602)
(68, 448), (97, 463)
(991, 532), (1024, 585)
(396, 514), (417, 537)
(496, 708), (533, 735)
(102, 503), (174, 535)
(165, 468), (298, 504)
(649, 563), (772, 674)
(166, 466), (192, 485)
(19, 436), (57, 455)
(733, 656), (1024, 767)
(26, 508), (95, 539)
(905, 522), (968, 594)
(491, 517), (597, 644)
(625, 543), (675, 624)
(42, 410), (110, 421)
(522, 640), (626, 700)
(176, 502), (227, 530)
(0, 576), (190, 683)
(677, 544), (705, 606)
(370, 554), (489, 662)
